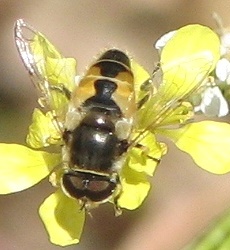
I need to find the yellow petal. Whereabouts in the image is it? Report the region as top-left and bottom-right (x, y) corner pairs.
(46, 57), (76, 91)
(0, 144), (61, 193)
(27, 108), (62, 148)
(128, 132), (166, 176)
(160, 121), (230, 174)
(31, 33), (76, 88)
(28, 31), (76, 119)
(137, 25), (220, 131)
(184, 206), (230, 249)
(159, 24), (220, 103)
(31, 33), (76, 90)
(31, 32), (62, 60)
(131, 59), (157, 106)
(43, 57), (76, 118)
(155, 101), (194, 127)
(39, 189), (85, 246)
(118, 164), (151, 210)
(131, 59), (150, 91)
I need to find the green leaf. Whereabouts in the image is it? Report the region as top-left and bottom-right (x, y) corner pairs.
(184, 208), (230, 250)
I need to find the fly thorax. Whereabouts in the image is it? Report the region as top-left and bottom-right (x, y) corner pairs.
(63, 111), (128, 173)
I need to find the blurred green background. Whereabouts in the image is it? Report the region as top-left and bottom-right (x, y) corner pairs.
(1, 1), (230, 249)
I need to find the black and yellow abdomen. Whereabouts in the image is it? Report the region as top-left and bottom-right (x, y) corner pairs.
(71, 49), (136, 120)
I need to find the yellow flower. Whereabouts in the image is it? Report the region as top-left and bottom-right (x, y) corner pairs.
(152, 24), (230, 175)
(1, 23), (230, 246)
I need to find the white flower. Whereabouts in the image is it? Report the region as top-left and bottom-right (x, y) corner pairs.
(216, 58), (230, 82)
(220, 32), (230, 56)
(195, 86), (229, 117)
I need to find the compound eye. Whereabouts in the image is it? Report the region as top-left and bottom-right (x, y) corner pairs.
(62, 174), (85, 199)
(62, 172), (117, 202)
(87, 179), (111, 192)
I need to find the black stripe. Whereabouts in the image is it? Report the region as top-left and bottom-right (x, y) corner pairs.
(95, 61), (129, 78)
(83, 79), (121, 115)
(99, 49), (130, 68)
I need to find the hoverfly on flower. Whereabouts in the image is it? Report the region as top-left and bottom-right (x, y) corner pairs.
(1, 19), (230, 246)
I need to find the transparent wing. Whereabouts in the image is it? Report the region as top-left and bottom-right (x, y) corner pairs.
(137, 58), (212, 132)
(14, 19), (77, 124)
(133, 24), (221, 143)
